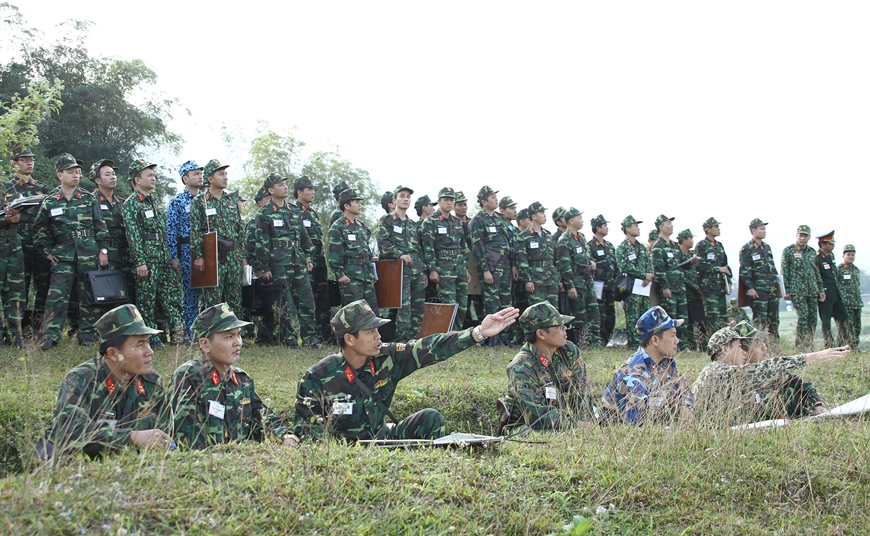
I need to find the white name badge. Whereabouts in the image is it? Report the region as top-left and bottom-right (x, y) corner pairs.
(597, 249), (604, 256)
(667, 252), (674, 258)
(100, 204), (109, 211)
(755, 393), (762, 404)
(628, 253), (637, 261)
(208, 400), (225, 420)
(273, 219), (284, 227)
(144, 209), (154, 219)
(844, 274), (852, 280)
(303, 219), (311, 227)
(545, 386), (558, 400)
(184, 204), (191, 213)
(823, 263), (831, 270)
(707, 253), (715, 260)
(530, 242), (539, 249)
(488, 226), (497, 233)
(576, 247), (582, 254)
(393, 225), (403, 234)
(794, 252), (802, 259)
(347, 234), (356, 241)
(751, 254), (761, 261)
(332, 402), (354, 415)
(438, 227), (447, 235)
(50, 207), (63, 217)
(205, 208), (217, 216)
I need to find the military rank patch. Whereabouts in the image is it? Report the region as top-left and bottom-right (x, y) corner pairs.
(135, 378), (146, 396)
(211, 369), (221, 385)
(395, 343), (406, 352)
(105, 376), (116, 395)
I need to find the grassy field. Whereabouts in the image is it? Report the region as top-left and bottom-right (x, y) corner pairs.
(2, 334), (870, 535)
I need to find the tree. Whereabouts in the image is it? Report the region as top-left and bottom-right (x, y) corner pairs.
(300, 150), (380, 229)
(0, 77), (63, 183)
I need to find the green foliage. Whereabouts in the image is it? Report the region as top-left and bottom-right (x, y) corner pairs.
(0, 77), (63, 181)
(300, 150), (379, 228)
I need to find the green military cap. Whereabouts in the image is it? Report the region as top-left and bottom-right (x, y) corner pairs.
(519, 301), (574, 335)
(590, 214), (609, 228)
(332, 181), (350, 195)
(729, 298), (738, 307)
(621, 215), (642, 230)
(816, 230), (835, 244)
(293, 175), (315, 190)
(414, 194), (436, 211)
(843, 244), (856, 253)
(563, 207), (583, 221)
(498, 195), (517, 210)
(338, 188), (363, 205)
(89, 159), (117, 180)
(331, 299), (391, 338)
(263, 172), (285, 190)
(517, 208), (530, 220)
(676, 229), (693, 242)
(527, 201), (547, 215)
(13, 148), (35, 159)
(702, 217), (721, 230)
(706, 326), (750, 359)
(95, 304), (162, 343)
(129, 158), (157, 178)
(454, 190), (468, 203)
(552, 207), (566, 221)
(796, 224), (811, 235)
(55, 153), (84, 172)
(192, 303), (251, 339)
(438, 187), (457, 199)
(380, 190), (395, 208)
(733, 320), (766, 341)
(654, 214), (675, 228)
(648, 229), (659, 241)
(203, 158), (229, 178)
(393, 184), (414, 197)
(477, 185), (499, 203)
(254, 186), (269, 203)
(748, 217), (768, 229)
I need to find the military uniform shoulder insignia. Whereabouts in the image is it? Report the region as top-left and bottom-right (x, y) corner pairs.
(106, 376), (116, 395)
(231, 370), (239, 385)
(211, 369), (220, 385)
(343, 366), (356, 383)
(137, 193), (144, 201)
(135, 378), (146, 396)
(395, 342), (406, 353)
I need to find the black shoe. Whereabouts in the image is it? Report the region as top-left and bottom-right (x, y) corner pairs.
(15, 337), (29, 349)
(78, 337), (95, 347)
(305, 341), (322, 349)
(284, 340), (300, 349)
(38, 339), (57, 351)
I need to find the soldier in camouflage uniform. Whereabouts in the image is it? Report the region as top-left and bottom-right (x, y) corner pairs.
(516, 201), (559, 312)
(727, 299), (751, 326)
(551, 207), (567, 245)
(90, 160), (134, 304)
(498, 195), (522, 345)
(647, 229), (658, 252)
(781, 225), (824, 351)
(32, 154), (111, 348)
(738, 218), (780, 341)
(554, 208), (600, 345)
(651, 215), (689, 347)
(694, 217), (732, 337)
(616, 215), (653, 348)
(379, 190), (395, 215)
(414, 194), (436, 221)
(589, 215), (617, 346)
(166, 160), (204, 338)
(42, 303), (171, 458)
(839, 245), (862, 349)
(509, 207), (532, 344)
(676, 228), (703, 350)
(452, 190), (473, 326)
(376, 185), (426, 342)
(293, 299), (518, 441)
(815, 231), (851, 348)
(252, 173), (320, 348)
(502, 302), (595, 432)
(420, 187), (468, 327)
(122, 159), (185, 344)
(328, 188), (378, 308)
(190, 159), (246, 312)
(168, 303), (296, 449)
(328, 181), (351, 227)
(295, 176), (333, 342)
(242, 187), (270, 341)
(0, 175), (27, 348)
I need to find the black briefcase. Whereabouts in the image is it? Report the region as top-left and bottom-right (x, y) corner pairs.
(251, 280), (286, 317)
(242, 279), (261, 311)
(687, 300), (706, 325)
(613, 273), (634, 302)
(328, 279), (342, 307)
(84, 268), (130, 306)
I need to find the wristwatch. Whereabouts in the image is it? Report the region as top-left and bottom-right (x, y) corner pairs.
(100, 248), (108, 255)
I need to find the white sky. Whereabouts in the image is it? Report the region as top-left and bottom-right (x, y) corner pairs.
(12, 1), (870, 268)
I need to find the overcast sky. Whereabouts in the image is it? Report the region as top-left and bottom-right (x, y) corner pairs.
(13, 1), (869, 269)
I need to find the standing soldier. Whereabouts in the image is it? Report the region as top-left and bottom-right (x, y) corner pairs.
(694, 217), (732, 338)
(469, 186), (515, 346)
(651, 215), (689, 347)
(376, 185), (426, 342)
(647, 229), (658, 253)
(676, 229), (702, 349)
(516, 202), (559, 311)
(0, 173), (27, 348)
(380, 190), (396, 215)
(555, 208), (601, 345)
(781, 225), (824, 351)
(252, 173), (320, 348)
(328, 188), (378, 308)
(589, 214), (617, 345)
(616, 216), (653, 349)
(551, 207), (567, 245)
(122, 159), (185, 345)
(32, 154), (110, 348)
(420, 188), (468, 326)
(414, 194), (436, 221)
(190, 159), (247, 312)
(294, 176), (332, 343)
(815, 231), (850, 348)
(738, 218), (780, 341)
(166, 160), (204, 338)
(839, 245), (862, 349)
(329, 181), (351, 227)
(453, 191), (474, 326)
(499, 196), (518, 230)
(90, 160), (133, 301)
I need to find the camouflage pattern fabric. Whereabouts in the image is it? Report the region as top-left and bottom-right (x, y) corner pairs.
(554, 231), (600, 344)
(166, 189), (200, 337)
(738, 239), (780, 340)
(94, 189), (135, 304)
(328, 215), (378, 308)
(297, 201), (333, 342)
(676, 246), (702, 350)
(816, 251), (850, 348)
(376, 211), (426, 341)
(516, 227), (559, 311)
(0, 197), (25, 340)
(190, 190), (245, 312)
(3, 175), (50, 312)
(727, 299), (751, 325)
(694, 236), (730, 335)
(468, 210), (514, 319)
(616, 237), (653, 347)
(839, 261), (862, 348)
(781, 243), (823, 351)
(420, 210), (467, 318)
(589, 235), (617, 344)
(651, 237), (688, 346)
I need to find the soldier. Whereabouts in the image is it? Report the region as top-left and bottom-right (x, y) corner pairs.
(122, 159), (185, 345)
(694, 217), (732, 337)
(420, 187), (468, 326)
(499, 195), (521, 344)
(601, 306), (694, 425)
(252, 173), (320, 348)
(616, 216), (653, 348)
(676, 228), (702, 349)
(166, 160), (204, 338)
(379, 190), (395, 215)
(468, 186), (516, 346)
(815, 231), (850, 348)
(328, 181), (351, 227)
(551, 207), (567, 245)
(167, 303), (296, 449)
(328, 188), (378, 308)
(32, 154), (110, 348)
(651, 215), (689, 347)
(738, 218), (780, 341)
(589, 215), (617, 346)
(839, 245), (862, 349)
(294, 176), (332, 342)
(0, 174), (27, 348)
(647, 229), (658, 252)
(727, 298), (750, 326)
(90, 159), (133, 301)
(499, 196), (518, 229)
(517, 208), (531, 232)
(515, 202), (559, 313)
(293, 299), (519, 442)
(781, 225), (824, 351)
(41, 304), (172, 458)
(376, 185), (426, 342)
(242, 187), (271, 341)
(501, 301), (595, 432)
(554, 208), (600, 345)
(414, 194), (436, 220)
(453, 190), (474, 326)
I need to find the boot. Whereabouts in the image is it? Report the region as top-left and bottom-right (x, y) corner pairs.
(496, 398), (511, 436)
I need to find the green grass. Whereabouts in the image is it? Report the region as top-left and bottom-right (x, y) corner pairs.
(2, 338), (870, 535)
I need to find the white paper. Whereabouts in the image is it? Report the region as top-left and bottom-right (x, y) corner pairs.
(205, 207), (217, 216)
(393, 225), (403, 234)
(632, 279), (651, 297)
(184, 204), (191, 213)
(273, 219), (284, 227)
(751, 253), (761, 261)
(50, 207), (63, 217)
(730, 419), (787, 431)
(347, 234), (356, 241)
(242, 265), (253, 286)
(545, 387), (558, 400)
(372, 262), (378, 282)
(594, 281), (604, 300)
(208, 400), (225, 420)
(488, 226), (497, 233)
(628, 253), (637, 261)
(707, 253), (715, 260)
(530, 242), (539, 249)
(144, 209), (154, 219)
(596, 249), (604, 256)
(844, 274), (852, 280)
(303, 219), (311, 227)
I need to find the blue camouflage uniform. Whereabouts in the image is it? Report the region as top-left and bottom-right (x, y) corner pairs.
(166, 170), (200, 338)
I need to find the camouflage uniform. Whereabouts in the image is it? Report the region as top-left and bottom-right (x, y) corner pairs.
(727, 299), (751, 325)
(328, 181), (351, 227)
(122, 159), (184, 342)
(651, 215), (688, 345)
(839, 245), (862, 348)
(419, 188), (467, 327)
(166, 160), (203, 337)
(516, 202), (559, 311)
(328, 189), (378, 308)
(89, 160), (134, 305)
(468, 186), (514, 328)
(0, 190), (26, 346)
(294, 299), (479, 441)
(780, 225), (823, 351)
(504, 302), (595, 430)
(815, 234), (850, 348)
(694, 217), (731, 336)
(168, 304), (290, 449)
(551, 207), (566, 247)
(676, 229), (703, 350)
(453, 191), (471, 326)
(295, 176), (333, 342)
(554, 208), (600, 344)
(190, 159), (245, 312)
(615, 216), (652, 347)
(738, 218), (780, 340)
(589, 215), (617, 345)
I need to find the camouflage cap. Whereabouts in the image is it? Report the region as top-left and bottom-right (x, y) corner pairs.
(129, 158), (157, 178)
(414, 194), (436, 211)
(517, 208), (531, 221)
(203, 158), (229, 178)
(563, 207), (583, 222)
(254, 186), (270, 203)
(332, 181), (350, 195)
(707, 326), (750, 359)
(338, 188), (363, 204)
(55, 153), (84, 172)
(702, 217), (721, 230)
(552, 207), (566, 221)
(519, 301), (574, 335)
(844, 244), (856, 253)
(748, 218), (768, 230)
(95, 304), (161, 343)
(393, 185), (414, 197)
(654, 214), (675, 228)
(294, 175), (315, 190)
(12, 148), (35, 159)
(263, 172), (286, 190)
(796, 224), (811, 235)
(648, 229), (659, 241)
(590, 214), (609, 228)
(621, 215), (642, 230)
(89, 159), (117, 180)
(438, 187), (457, 199)
(331, 299), (391, 338)
(528, 201), (547, 215)
(380, 190), (395, 209)
(192, 303), (251, 339)
(676, 229), (693, 242)
(477, 185), (499, 203)
(498, 195), (517, 210)
(636, 306), (684, 342)
(733, 320), (765, 341)
(454, 190), (468, 203)
(729, 298), (738, 307)
(178, 160), (203, 178)
(816, 230), (835, 244)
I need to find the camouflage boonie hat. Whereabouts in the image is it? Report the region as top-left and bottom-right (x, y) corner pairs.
(552, 207), (566, 221)
(128, 158), (156, 178)
(414, 194), (436, 211)
(332, 181), (350, 196)
(12, 148), (35, 160)
(454, 191), (468, 203)
(263, 172), (285, 190)
(648, 229), (659, 241)
(844, 244), (856, 253)
(178, 160), (203, 178)
(707, 326), (750, 359)
(498, 195), (517, 210)
(517, 208), (530, 220)
(380, 190), (395, 209)
(654, 214), (675, 228)
(563, 207), (582, 221)
(748, 218), (768, 229)
(331, 299), (391, 338)
(393, 185), (414, 197)
(55, 153), (84, 172)
(676, 229), (693, 243)
(192, 303), (251, 339)
(294, 175), (315, 190)
(438, 187), (457, 199)
(254, 187), (269, 203)
(203, 158), (229, 178)
(621, 215), (642, 230)
(702, 217), (721, 230)
(95, 304), (161, 343)
(590, 214), (609, 228)
(477, 185), (499, 203)
(636, 306), (683, 342)
(338, 188), (363, 204)
(89, 159), (117, 180)
(527, 201), (547, 215)
(796, 224), (811, 235)
(519, 301), (574, 335)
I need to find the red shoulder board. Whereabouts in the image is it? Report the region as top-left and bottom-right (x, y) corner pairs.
(231, 370), (239, 385)
(114, 196), (120, 204)
(29, 179), (35, 185)
(135, 378), (146, 396)
(75, 192), (81, 199)
(206, 193), (212, 201)
(539, 354), (551, 368)
(99, 195), (106, 201)
(369, 360), (376, 376)
(392, 214), (397, 220)
(211, 369), (220, 385)
(343, 366), (356, 383)
(56, 194), (62, 200)
(105, 376), (116, 395)
(272, 205), (278, 212)
(137, 193), (144, 201)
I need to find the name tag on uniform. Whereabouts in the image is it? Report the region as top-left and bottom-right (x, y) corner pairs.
(50, 207), (63, 217)
(208, 400), (225, 420)
(667, 252), (674, 258)
(100, 204), (109, 211)
(530, 241), (539, 249)
(184, 204), (191, 213)
(844, 274), (852, 280)
(823, 263), (831, 270)
(393, 225), (403, 234)
(273, 219), (284, 227)
(332, 402), (354, 415)
(751, 254), (761, 261)
(303, 219), (311, 227)
(488, 226), (497, 233)
(347, 234), (356, 241)
(628, 253), (637, 261)
(597, 249), (604, 256)
(144, 209), (154, 219)
(794, 253), (802, 259)
(576, 247), (582, 254)
(545, 386), (558, 400)
(438, 227), (447, 235)
(707, 253), (715, 260)
(205, 208), (217, 216)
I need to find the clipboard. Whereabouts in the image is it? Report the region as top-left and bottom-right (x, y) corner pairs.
(417, 302), (458, 338)
(191, 231), (219, 289)
(374, 259), (404, 309)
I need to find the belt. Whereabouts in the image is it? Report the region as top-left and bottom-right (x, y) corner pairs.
(273, 238), (299, 248)
(107, 238), (125, 248)
(530, 260), (552, 267)
(437, 249), (460, 259)
(142, 233), (160, 241)
(18, 222), (31, 235)
(177, 236), (190, 245)
(57, 229), (94, 243)
(0, 226), (16, 237)
(345, 258), (372, 266)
